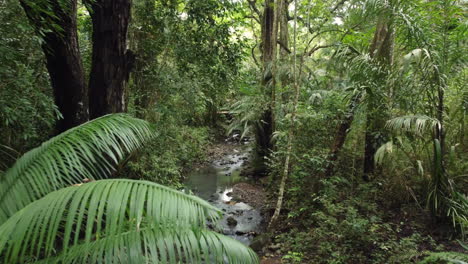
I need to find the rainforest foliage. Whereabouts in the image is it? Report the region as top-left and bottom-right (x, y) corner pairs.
(0, 0), (467, 263)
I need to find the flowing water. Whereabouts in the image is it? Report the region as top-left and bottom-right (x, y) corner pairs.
(185, 143), (262, 245)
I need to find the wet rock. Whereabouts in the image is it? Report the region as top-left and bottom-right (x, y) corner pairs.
(226, 192), (233, 197)
(227, 216), (237, 227)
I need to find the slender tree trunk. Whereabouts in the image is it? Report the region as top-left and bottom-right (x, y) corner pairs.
(325, 93), (360, 176)
(256, 0), (279, 157)
(20, 0), (88, 132)
(363, 17), (394, 178)
(87, 0), (135, 119)
(278, 0), (289, 59)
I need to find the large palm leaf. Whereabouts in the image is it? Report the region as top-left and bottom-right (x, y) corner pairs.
(0, 179), (258, 263)
(386, 115), (441, 136)
(0, 114), (259, 263)
(36, 227), (257, 264)
(0, 114), (155, 223)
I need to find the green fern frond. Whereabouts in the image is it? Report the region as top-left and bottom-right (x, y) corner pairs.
(0, 114), (155, 223)
(0, 179), (222, 263)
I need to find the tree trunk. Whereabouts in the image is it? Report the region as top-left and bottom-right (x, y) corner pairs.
(278, 0), (289, 59)
(363, 17), (394, 178)
(325, 93), (360, 176)
(20, 0), (88, 132)
(256, 0), (279, 157)
(87, 0), (134, 119)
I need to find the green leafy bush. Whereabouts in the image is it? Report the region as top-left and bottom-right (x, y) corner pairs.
(277, 177), (448, 264)
(0, 0), (57, 154)
(125, 125), (209, 187)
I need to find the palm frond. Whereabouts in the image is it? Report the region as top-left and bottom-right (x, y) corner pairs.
(0, 114), (155, 223)
(227, 95), (265, 138)
(386, 115), (441, 136)
(0, 179), (222, 263)
(36, 227), (258, 264)
(375, 141), (394, 165)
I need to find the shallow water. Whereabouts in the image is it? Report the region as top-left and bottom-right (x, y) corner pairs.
(185, 144), (262, 245)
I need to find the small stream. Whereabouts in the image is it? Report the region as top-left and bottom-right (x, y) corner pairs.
(185, 142), (262, 245)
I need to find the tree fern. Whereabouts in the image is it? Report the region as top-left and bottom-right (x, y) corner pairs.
(0, 114), (155, 223)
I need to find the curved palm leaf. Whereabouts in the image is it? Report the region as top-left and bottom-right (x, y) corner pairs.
(386, 115), (441, 136)
(37, 227), (258, 264)
(0, 179), (223, 263)
(0, 114), (155, 223)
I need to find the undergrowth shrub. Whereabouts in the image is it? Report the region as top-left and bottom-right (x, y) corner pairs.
(277, 176), (453, 264)
(124, 125), (209, 188)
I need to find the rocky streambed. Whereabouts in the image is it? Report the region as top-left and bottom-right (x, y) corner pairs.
(184, 139), (267, 245)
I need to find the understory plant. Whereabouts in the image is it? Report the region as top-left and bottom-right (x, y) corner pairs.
(0, 114), (258, 263)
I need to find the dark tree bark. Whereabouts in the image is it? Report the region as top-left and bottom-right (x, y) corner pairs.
(256, 0), (279, 157)
(20, 0), (88, 132)
(86, 0), (135, 119)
